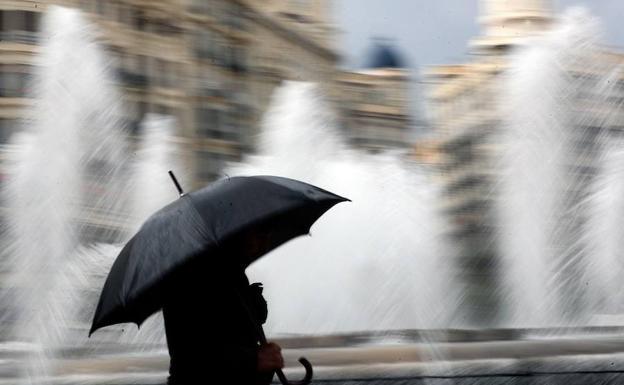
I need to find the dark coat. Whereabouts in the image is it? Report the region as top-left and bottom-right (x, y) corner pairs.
(163, 261), (271, 385)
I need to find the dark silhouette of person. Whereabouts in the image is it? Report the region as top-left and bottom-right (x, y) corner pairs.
(162, 242), (284, 385)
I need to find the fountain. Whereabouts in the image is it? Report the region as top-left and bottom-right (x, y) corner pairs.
(497, 8), (624, 328)
(233, 81), (458, 334)
(0, 6), (458, 382)
(1, 6), (132, 381)
(0, 7), (180, 382)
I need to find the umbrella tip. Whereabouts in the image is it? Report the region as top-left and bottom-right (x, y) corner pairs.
(337, 195), (351, 203)
(168, 170), (185, 197)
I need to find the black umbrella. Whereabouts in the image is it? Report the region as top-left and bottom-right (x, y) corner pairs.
(90, 174), (349, 384)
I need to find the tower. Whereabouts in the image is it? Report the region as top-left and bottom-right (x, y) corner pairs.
(472, 0), (554, 51)
(338, 40), (411, 152)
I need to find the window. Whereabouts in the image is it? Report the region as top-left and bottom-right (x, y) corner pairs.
(165, 61), (177, 87)
(117, 3), (132, 25)
(221, 108), (240, 141)
(230, 47), (247, 73)
(223, 2), (244, 29)
(133, 55), (148, 74)
(150, 104), (171, 115)
(95, 0), (107, 17)
(196, 150), (239, 182)
(195, 30), (216, 60)
(0, 11), (40, 43)
(0, 119), (16, 144)
(131, 7), (146, 31)
(189, 0), (208, 13)
(118, 55), (148, 88)
(155, 59), (167, 87)
(195, 108), (221, 138)
(290, 0), (309, 12)
(365, 89), (384, 104)
(195, 106), (239, 142)
(155, 20), (182, 36)
(125, 100), (147, 134)
(196, 151), (224, 182)
(80, 0), (95, 13)
(0, 65), (31, 97)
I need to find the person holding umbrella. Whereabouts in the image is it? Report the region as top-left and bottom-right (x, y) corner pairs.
(90, 174), (349, 385)
(162, 231), (286, 384)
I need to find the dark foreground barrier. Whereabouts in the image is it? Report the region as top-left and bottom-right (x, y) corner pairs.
(4, 328), (624, 384)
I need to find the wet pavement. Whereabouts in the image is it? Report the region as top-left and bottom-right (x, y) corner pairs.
(3, 332), (624, 384)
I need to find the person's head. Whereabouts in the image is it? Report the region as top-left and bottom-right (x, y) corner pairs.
(230, 230), (274, 267)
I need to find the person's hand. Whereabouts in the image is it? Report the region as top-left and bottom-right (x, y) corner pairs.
(257, 342), (284, 372)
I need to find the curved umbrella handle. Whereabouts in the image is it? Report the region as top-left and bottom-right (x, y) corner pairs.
(275, 357), (313, 385)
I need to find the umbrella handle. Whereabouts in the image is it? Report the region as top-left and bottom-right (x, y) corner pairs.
(275, 357), (313, 385)
(233, 288), (313, 384)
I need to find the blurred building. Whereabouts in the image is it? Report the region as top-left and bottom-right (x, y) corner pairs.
(0, 1), (424, 244)
(424, 60), (504, 324)
(0, 0), (340, 338)
(0, 0), (419, 175)
(338, 42), (412, 152)
(245, 0), (337, 141)
(425, 0), (624, 325)
(0, 0), (338, 188)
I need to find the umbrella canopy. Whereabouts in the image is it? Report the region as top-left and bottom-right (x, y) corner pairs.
(90, 175), (349, 335)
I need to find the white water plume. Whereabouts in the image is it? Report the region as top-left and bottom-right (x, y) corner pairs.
(130, 114), (185, 225)
(498, 8), (622, 327)
(584, 144), (624, 319)
(233, 82), (458, 334)
(2, 6), (132, 381)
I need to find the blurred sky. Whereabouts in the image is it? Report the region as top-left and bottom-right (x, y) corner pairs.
(334, 0), (624, 71)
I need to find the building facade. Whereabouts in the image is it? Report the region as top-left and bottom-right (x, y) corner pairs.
(0, 0), (338, 188)
(425, 0), (624, 325)
(0, 0), (340, 338)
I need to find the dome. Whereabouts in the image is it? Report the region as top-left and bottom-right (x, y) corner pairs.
(364, 42), (406, 69)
